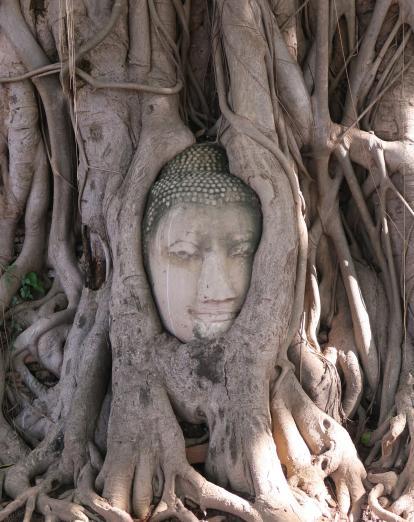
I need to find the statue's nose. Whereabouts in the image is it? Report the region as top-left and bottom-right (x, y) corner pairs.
(197, 251), (237, 303)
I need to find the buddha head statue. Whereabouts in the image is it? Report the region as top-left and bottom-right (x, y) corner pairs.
(143, 143), (262, 343)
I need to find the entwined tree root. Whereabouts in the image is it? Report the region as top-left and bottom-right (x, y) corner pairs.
(2, 0), (414, 521)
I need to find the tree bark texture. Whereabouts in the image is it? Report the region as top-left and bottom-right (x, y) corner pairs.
(0, 1), (414, 521)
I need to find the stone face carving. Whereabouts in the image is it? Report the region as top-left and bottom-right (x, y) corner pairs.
(143, 143), (262, 343)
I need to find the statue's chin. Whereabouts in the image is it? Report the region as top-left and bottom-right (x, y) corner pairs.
(192, 318), (234, 341)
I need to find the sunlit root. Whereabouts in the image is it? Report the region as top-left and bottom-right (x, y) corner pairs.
(327, 282), (363, 418)
(370, 370), (413, 473)
(0, 483), (92, 522)
(381, 413), (407, 461)
(288, 335), (342, 421)
(379, 403), (414, 520)
(274, 370), (366, 519)
(368, 483), (406, 522)
(76, 462), (135, 522)
(366, 471), (414, 522)
(37, 492), (90, 522)
(391, 490), (414, 521)
(272, 395), (330, 504)
(96, 389), (270, 522)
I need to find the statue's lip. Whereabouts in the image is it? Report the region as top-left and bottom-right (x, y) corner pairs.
(190, 310), (238, 322)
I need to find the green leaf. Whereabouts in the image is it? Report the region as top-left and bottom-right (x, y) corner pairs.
(20, 285), (33, 300)
(23, 272), (39, 287)
(20, 272), (45, 300)
(360, 432), (371, 447)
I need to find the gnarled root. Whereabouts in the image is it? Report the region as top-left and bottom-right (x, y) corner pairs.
(272, 369), (366, 520)
(368, 483), (406, 522)
(96, 380), (277, 522)
(326, 280), (364, 419)
(0, 62), (43, 277)
(0, 349), (28, 466)
(152, 466), (262, 522)
(288, 335), (342, 421)
(272, 393), (332, 506)
(0, 465), (62, 522)
(0, 483), (44, 522)
(37, 492), (91, 522)
(0, 471), (92, 522)
(368, 368), (414, 520)
(0, 140), (49, 311)
(4, 425), (63, 500)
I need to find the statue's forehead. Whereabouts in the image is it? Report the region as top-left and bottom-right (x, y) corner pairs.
(153, 203), (260, 243)
(143, 143), (261, 252)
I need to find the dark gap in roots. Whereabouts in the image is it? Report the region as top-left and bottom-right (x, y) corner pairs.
(180, 421), (208, 439)
(29, 0), (45, 15)
(25, 361), (58, 388)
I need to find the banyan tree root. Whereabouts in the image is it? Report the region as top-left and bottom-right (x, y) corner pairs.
(3, 0), (414, 521)
(0, 77), (40, 275)
(28, 355), (367, 522)
(0, 349), (29, 467)
(0, 138), (49, 311)
(366, 472), (408, 522)
(88, 351), (310, 522)
(288, 334), (343, 421)
(271, 370), (366, 520)
(366, 366), (414, 520)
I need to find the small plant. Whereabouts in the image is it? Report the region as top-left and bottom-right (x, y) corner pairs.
(360, 431), (372, 447)
(19, 272), (45, 301)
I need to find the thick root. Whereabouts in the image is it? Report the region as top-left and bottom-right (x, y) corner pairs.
(368, 482), (407, 522)
(272, 394), (329, 505)
(0, 485), (41, 522)
(367, 367), (414, 519)
(288, 335), (342, 421)
(0, 349), (29, 466)
(37, 493), (91, 522)
(272, 369), (366, 520)
(0, 468), (61, 522)
(76, 462), (135, 522)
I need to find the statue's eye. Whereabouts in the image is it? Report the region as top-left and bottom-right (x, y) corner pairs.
(229, 242), (254, 258)
(168, 242), (200, 260)
(171, 250), (197, 260)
